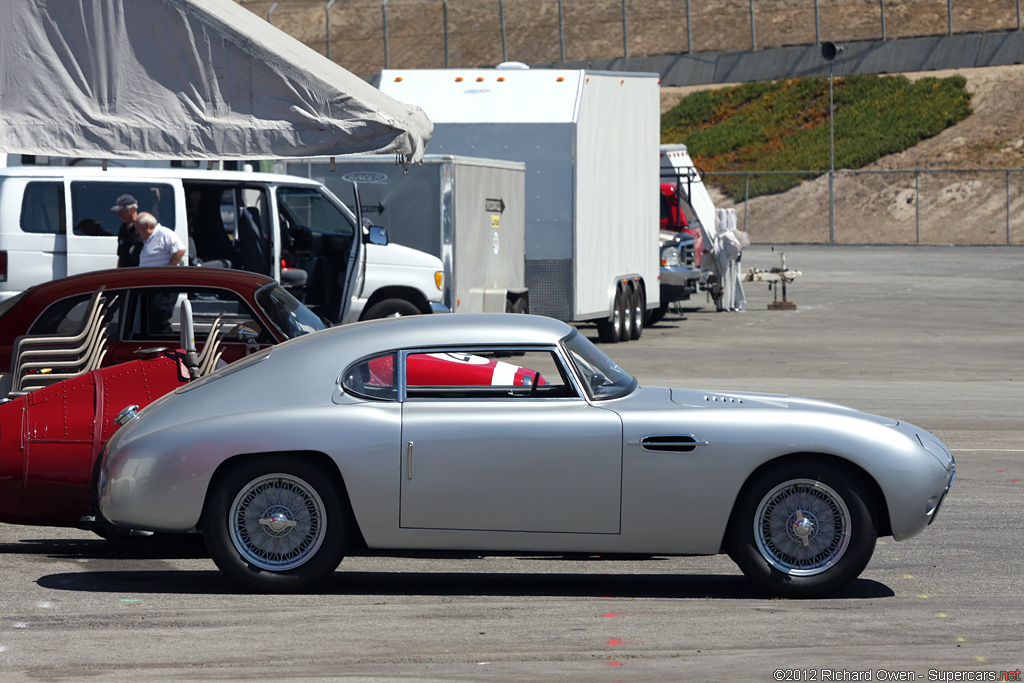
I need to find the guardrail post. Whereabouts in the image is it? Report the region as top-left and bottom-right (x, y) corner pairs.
(686, 0), (692, 53)
(499, 0), (507, 63)
(443, 0), (450, 68)
(1007, 170), (1012, 244)
(382, 0), (389, 69)
(915, 171), (921, 244)
(744, 173), (750, 233)
(749, 0), (757, 49)
(558, 0), (566, 61)
(325, 0), (337, 61)
(622, 0), (629, 57)
(815, 0), (820, 45)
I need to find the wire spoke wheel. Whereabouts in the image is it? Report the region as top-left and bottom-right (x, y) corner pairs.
(204, 456), (351, 592)
(728, 459), (876, 598)
(754, 479), (851, 576)
(229, 474), (327, 571)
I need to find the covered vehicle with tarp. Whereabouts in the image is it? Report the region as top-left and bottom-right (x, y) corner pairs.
(0, 0), (431, 163)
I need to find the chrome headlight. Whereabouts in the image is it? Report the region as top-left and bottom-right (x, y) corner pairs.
(661, 246), (680, 268)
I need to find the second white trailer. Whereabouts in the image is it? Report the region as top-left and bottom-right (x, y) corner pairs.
(378, 66), (660, 342)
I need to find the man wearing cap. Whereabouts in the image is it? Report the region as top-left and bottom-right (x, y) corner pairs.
(135, 212), (187, 267)
(112, 193), (141, 267)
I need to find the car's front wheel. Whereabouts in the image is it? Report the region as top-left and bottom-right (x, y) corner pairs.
(203, 456), (351, 592)
(727, 460), (877, 598)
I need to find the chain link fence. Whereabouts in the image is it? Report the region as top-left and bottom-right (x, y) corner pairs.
(238, 0), (1023, 74)
(706, 168), (1024, 245)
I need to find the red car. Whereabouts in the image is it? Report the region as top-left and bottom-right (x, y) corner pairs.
(0, 351), (191, 529)
(0, 268), (326, 374)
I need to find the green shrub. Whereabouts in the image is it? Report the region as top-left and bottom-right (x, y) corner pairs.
(662, 74), (972, 201)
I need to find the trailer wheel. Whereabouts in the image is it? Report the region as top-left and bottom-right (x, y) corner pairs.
(617, 288), (632, 342)
(596, 288), (625, 344)
(629, 286), (644, 340)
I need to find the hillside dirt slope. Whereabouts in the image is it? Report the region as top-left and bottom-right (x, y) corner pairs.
(663, 66), (1024, 245)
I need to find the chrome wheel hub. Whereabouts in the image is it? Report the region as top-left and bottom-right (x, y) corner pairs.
(754, 479), (851, 576)
(229, 474), (327, 571)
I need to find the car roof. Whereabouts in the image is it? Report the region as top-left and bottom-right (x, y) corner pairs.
(0, 166), (323, 186)
(274, 313), (575, 363)
(18, 268), (275, 306)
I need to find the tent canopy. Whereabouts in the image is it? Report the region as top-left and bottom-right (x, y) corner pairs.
(0, 0), (431, 162)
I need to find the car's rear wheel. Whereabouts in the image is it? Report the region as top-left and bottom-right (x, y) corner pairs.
(203, 456), (351, 592)
(727, 460), (877, 598)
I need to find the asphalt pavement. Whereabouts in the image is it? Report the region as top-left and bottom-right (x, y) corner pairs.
(1, 245), (1021, 682)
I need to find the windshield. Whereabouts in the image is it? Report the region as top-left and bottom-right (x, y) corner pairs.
(0, 291), (26, 320)
(561, 330), (637, 400)
(253, 282), (326, 339)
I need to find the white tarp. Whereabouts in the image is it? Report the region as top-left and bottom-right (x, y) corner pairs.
(0, 0), (431, 162)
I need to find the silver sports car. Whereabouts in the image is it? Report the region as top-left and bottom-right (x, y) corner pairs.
(99, 314), (955, 597)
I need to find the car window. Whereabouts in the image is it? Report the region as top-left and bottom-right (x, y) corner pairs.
(561, 330), (637, 400)
(123, 288), (271, 344)
(69, 181), (175, 237)
(277, 186), (354, 237)
(20, 181), (65, 234)
(403, 349), (577, 400)
(30, 292), (121, 338)
(342, 352), (398, 401)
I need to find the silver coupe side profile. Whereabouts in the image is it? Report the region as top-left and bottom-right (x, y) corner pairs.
(99, 313), (954, 597)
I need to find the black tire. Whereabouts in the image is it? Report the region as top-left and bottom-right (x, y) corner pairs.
(362, 297), (421, 320)
(203, 456), (352, 592)
(629, 286), (644, 340)
(617, 287), (632, 342)
(726, 459), (877, 598)
(645, 301), (667, 326)
(596, 289), (625, 344)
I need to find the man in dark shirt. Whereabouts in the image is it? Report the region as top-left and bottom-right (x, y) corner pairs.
(112, 193), (141, 267)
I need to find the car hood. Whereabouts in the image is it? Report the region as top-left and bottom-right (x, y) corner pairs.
(668, 388), (899, 426)
(366, 242), (443, 269)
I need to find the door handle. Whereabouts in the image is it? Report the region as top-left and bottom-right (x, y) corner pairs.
(406, 440), (414, 480)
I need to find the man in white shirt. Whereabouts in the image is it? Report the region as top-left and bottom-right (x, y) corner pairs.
(134, 212), (186, 267)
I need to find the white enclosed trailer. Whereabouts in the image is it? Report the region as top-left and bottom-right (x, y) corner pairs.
(378, 67), (660, 342)
(282, 155), (527, 315)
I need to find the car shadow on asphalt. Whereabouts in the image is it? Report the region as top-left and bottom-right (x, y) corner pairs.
(33, 569), (894, 600)
(0, 535), (209, 560)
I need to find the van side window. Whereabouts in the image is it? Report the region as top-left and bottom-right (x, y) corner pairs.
(69, 182), (176, 237)
(20, 182), (65, 234)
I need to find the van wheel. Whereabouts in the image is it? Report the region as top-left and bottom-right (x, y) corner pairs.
(362, 298), (420, 320)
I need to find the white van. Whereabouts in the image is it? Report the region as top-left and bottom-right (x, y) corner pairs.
(0, 166), (446, 322)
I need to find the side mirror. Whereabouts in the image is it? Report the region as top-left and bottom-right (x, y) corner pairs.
(367, 226), (388, 246)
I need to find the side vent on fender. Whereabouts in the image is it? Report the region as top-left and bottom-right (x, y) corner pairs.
(640, 435), (708, 453)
